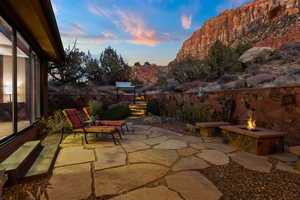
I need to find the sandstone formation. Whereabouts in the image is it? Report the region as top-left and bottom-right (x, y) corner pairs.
(131, 64), (168, 86)
(176, 0), (300, 61)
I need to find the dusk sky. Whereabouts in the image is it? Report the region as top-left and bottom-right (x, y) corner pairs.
(51, 0), (252, 66)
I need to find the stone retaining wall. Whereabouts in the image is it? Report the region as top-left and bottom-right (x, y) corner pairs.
(49, 85), (300, 145)
(146, 86), (300, 146)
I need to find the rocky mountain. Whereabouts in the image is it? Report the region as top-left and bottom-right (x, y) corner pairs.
(176, 0), (300, 61)
(172, 44), (300, 93)
(131, 64), (168, 87)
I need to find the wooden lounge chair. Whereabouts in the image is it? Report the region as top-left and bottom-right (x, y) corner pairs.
(63, 109), (122, 145)
(82, 107), (129, 133)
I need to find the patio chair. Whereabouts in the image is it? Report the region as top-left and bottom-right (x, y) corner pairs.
(63, 109), (122, 145)
(82, 107), (129, 134)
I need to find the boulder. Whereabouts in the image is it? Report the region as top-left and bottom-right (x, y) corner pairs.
(217, 74), (238, 84)
(239, 47), (273, 64)
(270, 71), (300, 86)
(222, 80), (247, 89)
(246, 73), (276, 87)
(203, 84), (222, 92)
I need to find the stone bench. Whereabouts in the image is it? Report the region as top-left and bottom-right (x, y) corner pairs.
(289, 146), (300, 171)
(220, 125), (286, 155)
(196, 122), (231, 137)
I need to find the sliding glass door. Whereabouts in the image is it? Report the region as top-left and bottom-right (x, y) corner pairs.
(0, 15), (42, 140)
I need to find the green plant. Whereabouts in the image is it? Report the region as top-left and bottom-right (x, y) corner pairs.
(181, 102), (211, 123)
(88, 100), (103, 120)
(146, 99), (166, 116)
(100, 105), (131, 120)
(41, 110), (70, 134)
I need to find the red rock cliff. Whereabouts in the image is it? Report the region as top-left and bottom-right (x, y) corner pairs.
(176, 0), (300, 61)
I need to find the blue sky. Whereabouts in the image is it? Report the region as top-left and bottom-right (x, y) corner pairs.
(51, 0), (251, 65)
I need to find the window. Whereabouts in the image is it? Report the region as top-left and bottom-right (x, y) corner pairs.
(0, 15), (42, 140)
(0, 16), (13, 139)
(17, 32), (31, 131)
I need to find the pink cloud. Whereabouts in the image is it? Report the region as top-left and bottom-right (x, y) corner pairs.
(60, 22), (115, 45)
(88, 4), (177, 46)
(181, 15), (192, 29)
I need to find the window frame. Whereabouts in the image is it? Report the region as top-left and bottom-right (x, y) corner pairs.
(0, 14), (43, 144)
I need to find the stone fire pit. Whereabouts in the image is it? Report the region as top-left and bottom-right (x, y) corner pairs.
(220, 125), (286, 155)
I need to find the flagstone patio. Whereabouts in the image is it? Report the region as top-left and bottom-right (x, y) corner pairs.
(44, 122), (300, 200)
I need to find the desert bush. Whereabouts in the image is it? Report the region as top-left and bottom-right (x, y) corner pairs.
(168, 41), (247, 83)
(99, 105), (131, 120)
(181, 102), (211, 123)
(168, 59), (210, 83)
(41, 110), (70, 134)
(48, 94), (78, 112)
(88, 100), (103, 120)
(206, 40), (243, 80)
(146, 99), (166, 116)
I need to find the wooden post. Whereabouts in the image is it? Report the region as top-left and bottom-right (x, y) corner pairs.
(12, 28), (17, 133)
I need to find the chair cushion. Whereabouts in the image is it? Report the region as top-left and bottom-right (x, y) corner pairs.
(73, 126), (116, 133)
(96, 120), (125, 126)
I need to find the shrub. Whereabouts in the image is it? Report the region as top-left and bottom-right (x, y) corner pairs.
(146, 99), (166, 116)
(88, 100), (103, 119)
(48, 94), (78, 112)
(99, 105), (131, 120)
(168, 59), (210, 83)
(207, 40), (243, 80)
(41, 110), (70, 134)
(181, 102), (211, 123)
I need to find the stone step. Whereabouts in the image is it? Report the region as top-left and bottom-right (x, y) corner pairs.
(0, 140), (42, 184)
(25, 144), (60, 178)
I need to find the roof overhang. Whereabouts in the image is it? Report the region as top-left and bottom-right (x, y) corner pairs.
(0, 0), (64, 62)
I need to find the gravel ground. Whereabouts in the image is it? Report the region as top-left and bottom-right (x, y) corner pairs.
(200, 161), (300, 200)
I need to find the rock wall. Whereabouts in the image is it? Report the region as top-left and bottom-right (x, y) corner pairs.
(176, 0), (300, 61)
(146, 85), (300, 146)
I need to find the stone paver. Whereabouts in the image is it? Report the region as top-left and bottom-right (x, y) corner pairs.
(177, 148), (199, 157)
(94, 164), (168, 197)
(110, 186), (183, 200)
(275, 162), (300, 174)
(230, 152), (272, 173)
(55, 146), (95, 167)
(148, 132), (163, 138)
(122, 141), (151, 153)
(205, 143), (237, 154)
(202, 137), (223, 143)
(154, 139), (187, 150)
(269, 152), (298, 163)
(94, 146), (126, 170)
(47, 163), (92, 200)
(129, 149), (178, 167)
(196, 150), (229, 165)
(60, 135), (83, 148)
(190, 142), (206, 150)
(125, 135), (148, 141)
(142, 136), (169, 145)
(170, 135), (202, 143)
(166, 171), (222, 200)
(172, 156), (210, 171)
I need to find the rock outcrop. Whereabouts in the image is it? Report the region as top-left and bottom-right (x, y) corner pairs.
(132, 64), (168, 87)
(176, 0), (300, 61)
